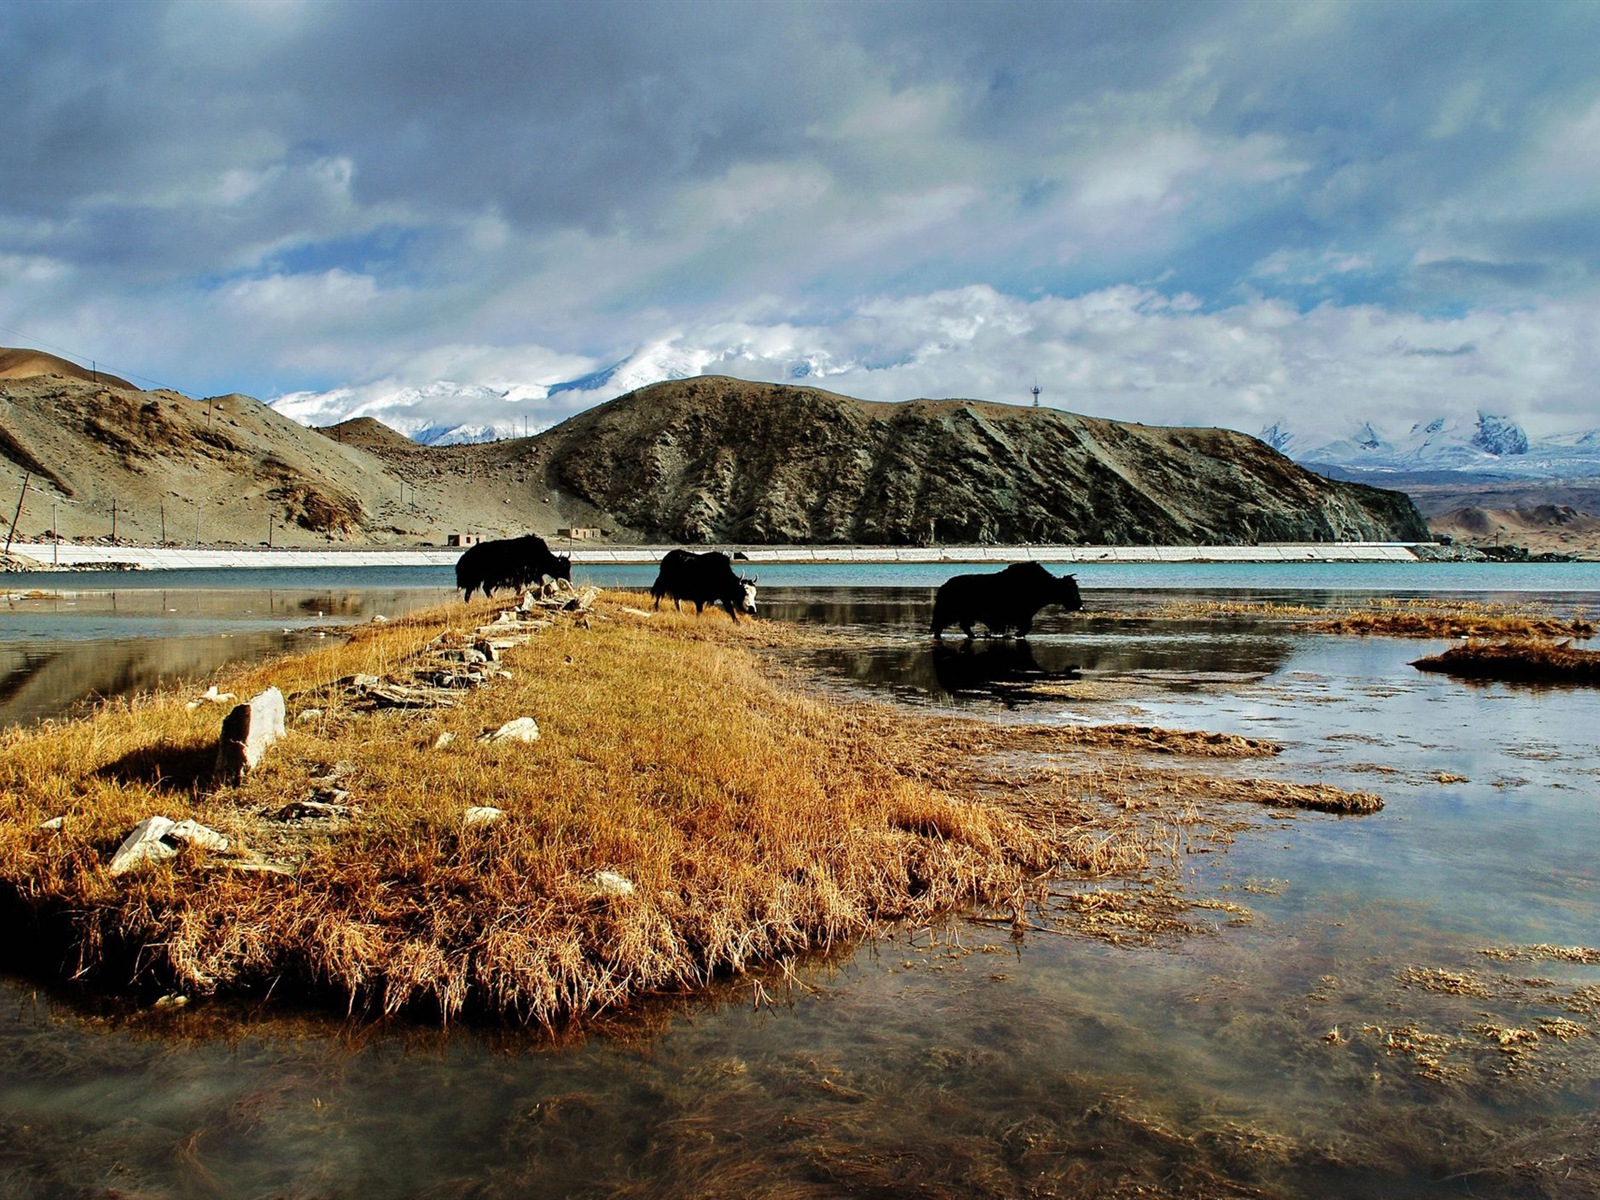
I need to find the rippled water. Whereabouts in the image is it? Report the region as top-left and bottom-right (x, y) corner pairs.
(3, 567), (1599, 1197)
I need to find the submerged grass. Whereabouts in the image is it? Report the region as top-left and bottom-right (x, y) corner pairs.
(1138, 597), (1595, 640)
(1411, 637), (1600, 683)
(0, 595), (1058, 1025)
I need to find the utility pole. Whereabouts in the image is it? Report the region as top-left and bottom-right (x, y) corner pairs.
(5, 472), (29, 555)
(111, 498), (118, 543)
(160, 500), (166, 545)
(52, 497), (59, 565)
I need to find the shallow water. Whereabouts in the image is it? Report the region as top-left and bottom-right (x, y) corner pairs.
(3, 569), (1600, 1197)
(0, 583), (455, 726)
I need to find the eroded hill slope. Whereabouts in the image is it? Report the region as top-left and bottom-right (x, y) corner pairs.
(541, 378), (1428, 544)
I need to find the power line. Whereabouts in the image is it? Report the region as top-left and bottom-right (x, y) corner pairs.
(0, 320), (183, 393)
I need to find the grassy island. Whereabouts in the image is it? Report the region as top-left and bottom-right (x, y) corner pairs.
(0, 590), (1378, 1026)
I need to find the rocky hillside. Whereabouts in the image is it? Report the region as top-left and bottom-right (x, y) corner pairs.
(0, 352), (1427, 548)
(540, 378), (1428, 544)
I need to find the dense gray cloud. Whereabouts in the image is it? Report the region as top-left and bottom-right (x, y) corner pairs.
(1, 0), (1598, 440)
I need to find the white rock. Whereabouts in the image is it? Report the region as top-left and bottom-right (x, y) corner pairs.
(478, 716), (540, 744)
(185, 684), (237, 712)
(215, 687), (286, 782)
(592, 870), (635, 898)
(433, 731), (456, 749)
(295, 708), (323, 724)
(108, 815), (230, 876)
(463, 806), (505, 827)
(37, 815), (67, 831)
(168, 819), (229, 851)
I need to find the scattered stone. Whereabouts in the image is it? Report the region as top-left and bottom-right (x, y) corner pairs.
(272, 796), (354, 822)
(296, 708), (323, 723)
(108, 816), (230, 876)
(153, 993), (189, 1010)
(371, 614), (388, 622)
(37, 815), (66, 831)
(310, 761), (356, 785)
(366, 682), (458, 709)
(592, 870), (635, 899)
(479, 716), (540, 744)
(185, 684), (237, 712)
(215, 686), (287, 783)
(435, 647), (488, 665)
(433, 731), (456, 749)
(219, 860), (295, 876)
(463, 806), (505, 827)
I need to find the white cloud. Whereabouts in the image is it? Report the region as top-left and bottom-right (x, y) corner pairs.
(269, 283), (1600, 445)
(222, 269), (384, 323)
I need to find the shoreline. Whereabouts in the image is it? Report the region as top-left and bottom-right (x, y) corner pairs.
(9, 540), (1435, 571)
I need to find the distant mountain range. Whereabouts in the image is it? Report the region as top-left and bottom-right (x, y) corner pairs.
(1262, 413), (1600, 482)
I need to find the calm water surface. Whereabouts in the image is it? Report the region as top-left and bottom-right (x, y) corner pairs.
(3, 563), (1599, 1197)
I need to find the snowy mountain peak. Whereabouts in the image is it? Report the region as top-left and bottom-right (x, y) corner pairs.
(1470, 412), (1529, 456)
(1275, 412), (1600, 479)
(1258, 421), (1293, 453)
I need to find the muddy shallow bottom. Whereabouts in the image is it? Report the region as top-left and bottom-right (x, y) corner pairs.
(3, 582), (1599, 1198)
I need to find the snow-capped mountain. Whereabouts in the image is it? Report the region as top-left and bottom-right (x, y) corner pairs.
(1266, 413), (1600, 480)
(269, 339), (756, 444)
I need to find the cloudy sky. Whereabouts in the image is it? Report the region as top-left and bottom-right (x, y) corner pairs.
(2, 0), (1598, 443)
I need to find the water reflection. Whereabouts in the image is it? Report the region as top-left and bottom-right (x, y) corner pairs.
(930, 640), (1080, 705)
(764, 586), (1297, 707)
(0, 631), (305, 727)
(0, 585), (454, 726)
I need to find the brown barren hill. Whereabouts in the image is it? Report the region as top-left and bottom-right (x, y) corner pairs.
(0, 347), (138, 391)
(539, 377), (1429, 545)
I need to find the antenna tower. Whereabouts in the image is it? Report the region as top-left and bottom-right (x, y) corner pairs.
(1031, 382), (1041, 407)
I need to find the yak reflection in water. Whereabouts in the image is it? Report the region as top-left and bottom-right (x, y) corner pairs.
(931, 639), (1080, 705)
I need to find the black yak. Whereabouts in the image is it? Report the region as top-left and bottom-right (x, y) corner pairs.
(931, 562), (1082, 640)
(651, 549), (758, 621)
(456, 535), (572, 601)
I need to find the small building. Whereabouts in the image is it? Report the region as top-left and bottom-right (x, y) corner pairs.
(446, 532), (482, 548)
(558, 527), (602, 542)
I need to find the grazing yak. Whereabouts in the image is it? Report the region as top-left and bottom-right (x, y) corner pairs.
(651, 549), (758, 621)
(456, 534), (572, 601)
(931, 562), (1082, 640)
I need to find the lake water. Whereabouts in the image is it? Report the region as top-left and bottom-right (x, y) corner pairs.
(3, 562), (1600, 1197)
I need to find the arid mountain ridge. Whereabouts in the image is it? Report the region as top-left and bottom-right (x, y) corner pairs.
(0, 347), (1428, 549)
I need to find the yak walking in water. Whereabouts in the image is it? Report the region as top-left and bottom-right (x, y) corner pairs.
(456, 534), (572, 601)
(931, 562), (1082, 640)
(651, 549), (758, 621)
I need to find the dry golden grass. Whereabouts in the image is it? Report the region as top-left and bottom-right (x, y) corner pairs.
(0, 594), (1060, 1024)
(1411, 637), (1600, 683)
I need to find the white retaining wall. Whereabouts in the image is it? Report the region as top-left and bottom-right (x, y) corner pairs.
(14, 542), (1426, 570)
